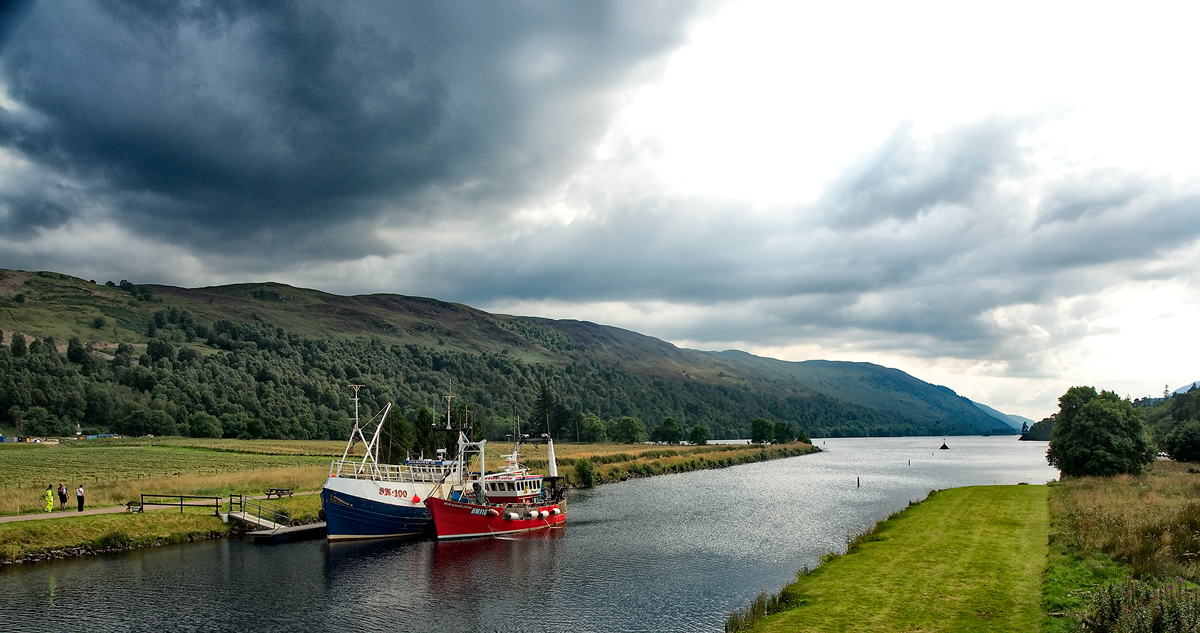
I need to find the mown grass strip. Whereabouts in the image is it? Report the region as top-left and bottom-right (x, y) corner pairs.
(745, 485), (1049, 633)
(1, 509), (229, 563)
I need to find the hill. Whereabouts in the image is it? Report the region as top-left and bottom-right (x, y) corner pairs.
(972, 401), (1031, 432)
(0, 268), (1010, 440)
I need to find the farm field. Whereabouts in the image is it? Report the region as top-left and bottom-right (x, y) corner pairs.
(0, 442), (330, 515)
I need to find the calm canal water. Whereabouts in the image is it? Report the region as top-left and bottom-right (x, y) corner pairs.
(1, 437), (1057, 632)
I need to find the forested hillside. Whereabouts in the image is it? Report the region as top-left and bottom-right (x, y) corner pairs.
(0, 269), (1010, 441)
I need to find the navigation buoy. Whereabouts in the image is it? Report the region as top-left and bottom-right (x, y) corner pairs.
(939, 440), (949, 450)
(411, 494), (421, 503)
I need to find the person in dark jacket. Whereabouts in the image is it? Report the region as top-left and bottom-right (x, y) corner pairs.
(76, 484), (85, 512)
(57, 482), (67, 509)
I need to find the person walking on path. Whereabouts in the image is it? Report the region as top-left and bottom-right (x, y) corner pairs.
(44, 485), (54, 513)
(76, 484), (84, 512)
(57, 483), (67, 510)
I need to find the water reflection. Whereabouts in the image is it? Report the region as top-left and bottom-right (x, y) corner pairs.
(0, 437), (1056, 632)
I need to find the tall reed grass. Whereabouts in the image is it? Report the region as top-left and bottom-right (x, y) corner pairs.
(1051, 461), (1200, 580)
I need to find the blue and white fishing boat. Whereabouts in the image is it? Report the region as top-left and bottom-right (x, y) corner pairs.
(320, 386), (460, 540)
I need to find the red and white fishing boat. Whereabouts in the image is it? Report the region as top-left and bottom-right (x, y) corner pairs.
(425, 433), (566, 539)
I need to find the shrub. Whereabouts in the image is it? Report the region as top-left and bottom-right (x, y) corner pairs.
(1080, 578), (1200, 633)
(1165, 420), (1200, 463)
(574, 458), (596, 487)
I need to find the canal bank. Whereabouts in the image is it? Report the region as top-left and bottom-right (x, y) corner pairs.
(0, 437), (1057, 632)
(730, 484), (1049, 633)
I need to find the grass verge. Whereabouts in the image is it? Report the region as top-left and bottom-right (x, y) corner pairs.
(734, 485), (1050, 633)
(1041, 460), (1200, 631)
(1, 508), (230, 564)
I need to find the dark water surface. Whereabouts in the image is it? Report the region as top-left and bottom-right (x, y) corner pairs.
(1, 437), (1057, 632)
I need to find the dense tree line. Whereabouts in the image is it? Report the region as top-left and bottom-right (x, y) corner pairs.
(1, 313), (958, 443)
(1144, 386), (1200, 462)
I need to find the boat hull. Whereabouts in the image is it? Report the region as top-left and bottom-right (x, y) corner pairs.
(425, 497), (565, 540)
(321, 477), (438, 541)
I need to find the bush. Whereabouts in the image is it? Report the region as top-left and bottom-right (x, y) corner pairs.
(1080, 578), (1200, 633)
(574, 458), (596, 487)
(1165, 420), (1200, 463)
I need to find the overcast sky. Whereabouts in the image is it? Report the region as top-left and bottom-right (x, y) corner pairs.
(2, 0), (1198, 419)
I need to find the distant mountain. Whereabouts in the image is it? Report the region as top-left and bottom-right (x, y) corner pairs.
(972, 401), (1031, 432)
(1174, 382), (1200, 395)
(0, 268), (1012, 439)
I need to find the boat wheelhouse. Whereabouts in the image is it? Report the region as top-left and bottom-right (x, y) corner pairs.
(425, 433), (566, 539)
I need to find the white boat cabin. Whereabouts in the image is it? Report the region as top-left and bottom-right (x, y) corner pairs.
(478, 474), (544, 502)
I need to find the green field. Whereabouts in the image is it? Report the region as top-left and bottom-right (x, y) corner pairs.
(748, 485), (1049, 633)
(0, 442), (331, 515)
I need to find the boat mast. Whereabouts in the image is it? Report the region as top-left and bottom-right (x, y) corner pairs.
(340, 384), (366, 462)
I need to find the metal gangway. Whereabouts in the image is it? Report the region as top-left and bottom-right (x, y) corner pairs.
(223, 495), (291, 532)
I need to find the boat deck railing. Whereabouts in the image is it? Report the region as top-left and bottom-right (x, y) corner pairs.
(329, 458), (458, 483)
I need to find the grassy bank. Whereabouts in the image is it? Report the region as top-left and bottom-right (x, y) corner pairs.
(734, 485), (1049, 633)
(1, 508), (229, 564)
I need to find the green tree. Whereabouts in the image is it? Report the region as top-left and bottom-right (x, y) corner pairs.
(751, 418), (773, 444)
(1046, 386), (1155, 477)
(609, 416), (646, 444)
(187, 412), (222, 438)
(574, 457), (596, 487)
(24, 407), (71, 436)
(531, 382), (557, 436)
(246, 418), (267, 439)
(119, 410), (177, 436)
(380, 411), (417, 464)
(1164, 419), (1200, 463)
(652, 417), (684, 444)
(66, 337), (88, 364)
(146, 339), (174, 362)
(411, 406), (439, 458)
(773, 421), (794, 444)
(688, 424), (709, 445)
(219, 412), (251, 439)
(9, 333), (26, 357)
(580, 413), (607, 443)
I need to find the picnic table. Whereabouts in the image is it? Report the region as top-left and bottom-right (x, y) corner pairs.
(265, 488), (293, 499)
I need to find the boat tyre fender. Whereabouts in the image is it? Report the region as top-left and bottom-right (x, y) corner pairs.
(318, 508), (326, 522)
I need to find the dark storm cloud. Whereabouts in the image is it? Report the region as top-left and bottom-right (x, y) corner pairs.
(0, 0), (702, 257)
(422, 116), (1200, 359)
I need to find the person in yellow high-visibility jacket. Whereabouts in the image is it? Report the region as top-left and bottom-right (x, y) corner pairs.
(44, 485), (54, 513)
